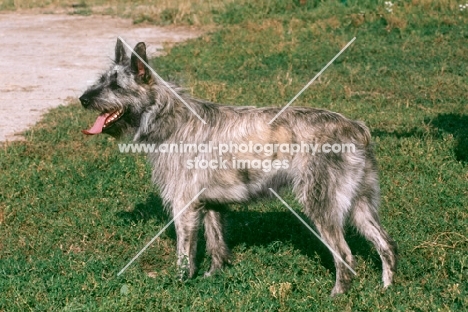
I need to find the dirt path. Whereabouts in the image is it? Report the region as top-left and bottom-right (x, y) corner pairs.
(0, 13), (202, 142)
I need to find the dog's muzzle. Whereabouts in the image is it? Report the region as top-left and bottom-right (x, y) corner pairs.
(79, 95), (91, 108)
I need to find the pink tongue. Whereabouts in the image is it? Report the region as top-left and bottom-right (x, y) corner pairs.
(82, 113), (111, 135)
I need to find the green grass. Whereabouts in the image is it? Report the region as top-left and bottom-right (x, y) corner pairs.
(1, 0), (468, 310)
(0, 0), (238, 25)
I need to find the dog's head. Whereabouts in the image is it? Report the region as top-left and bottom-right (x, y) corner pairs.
(80, 39), (154, 138)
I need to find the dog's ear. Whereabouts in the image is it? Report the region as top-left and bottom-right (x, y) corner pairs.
(131, 42), (151, 83)
(115, 38), (129, 64)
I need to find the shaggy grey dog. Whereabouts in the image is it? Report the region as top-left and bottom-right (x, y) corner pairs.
(79, 39), (397, 296)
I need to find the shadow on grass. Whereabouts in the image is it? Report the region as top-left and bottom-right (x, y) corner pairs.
(429, 113), (468, 162)
(372, 127), (426, 139)
(115, 193), (177, 239)
(225, 209), (379, 273)
(372, 113), (468, 163)
(117, 194), (381, 274)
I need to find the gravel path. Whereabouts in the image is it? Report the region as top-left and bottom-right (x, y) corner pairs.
(0, 13), (201, 142)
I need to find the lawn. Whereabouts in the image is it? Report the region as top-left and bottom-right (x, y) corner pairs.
(0, 0), (467, 310)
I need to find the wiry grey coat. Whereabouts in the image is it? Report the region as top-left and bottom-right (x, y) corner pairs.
(79, 39), (397, 296)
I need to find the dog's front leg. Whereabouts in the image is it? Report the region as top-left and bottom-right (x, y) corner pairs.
(173, 203), (202, 279)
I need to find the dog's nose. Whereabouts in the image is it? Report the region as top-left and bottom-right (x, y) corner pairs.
(79, 95), (90, 107)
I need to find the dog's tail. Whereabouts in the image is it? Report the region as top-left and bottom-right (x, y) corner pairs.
(353, 120), (372, 146)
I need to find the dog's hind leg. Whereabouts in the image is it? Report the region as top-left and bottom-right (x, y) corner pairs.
(312, 217), (356, 296)
(203, 209), (231, 277)
(350, 194), (397, 288)
(296, 166), (356, 296)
